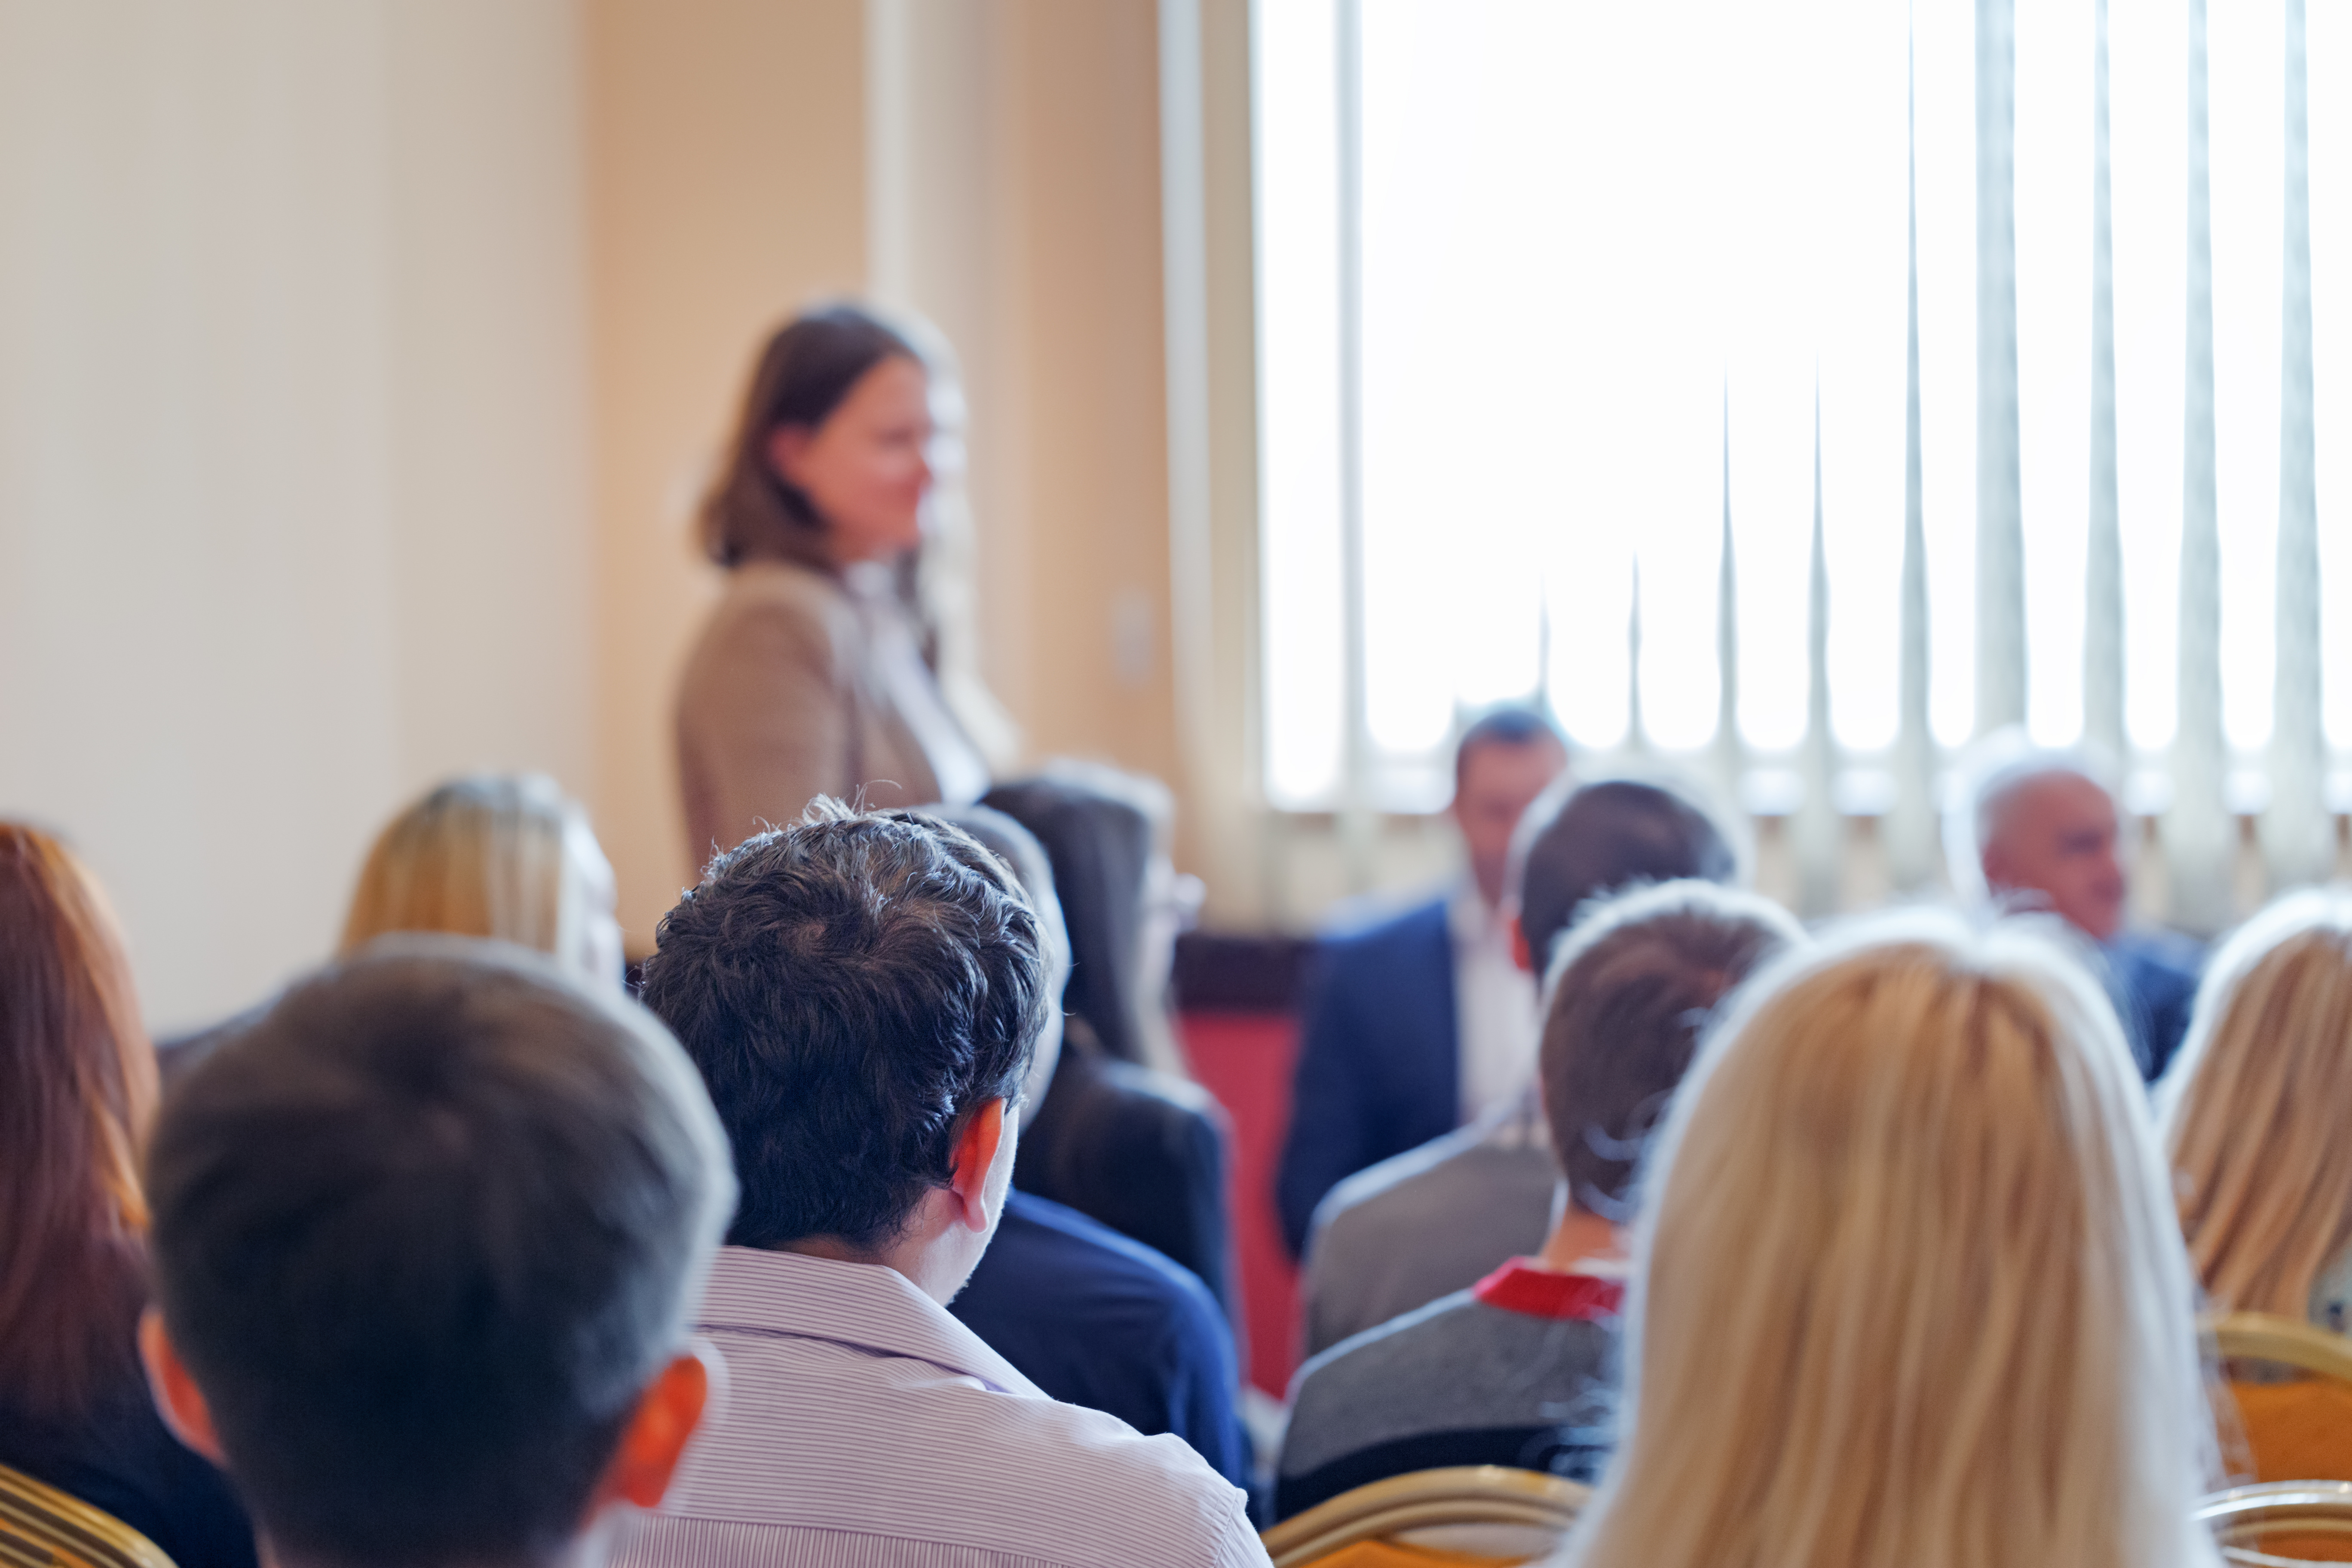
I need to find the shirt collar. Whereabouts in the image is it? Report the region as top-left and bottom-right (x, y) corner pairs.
(1447, 878), (1513, 949)
(1473, 1257), (1626, 1322)
(698, 1245), (1042, 1399)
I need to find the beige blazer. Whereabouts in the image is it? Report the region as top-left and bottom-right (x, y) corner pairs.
(676, 558), (983, 866)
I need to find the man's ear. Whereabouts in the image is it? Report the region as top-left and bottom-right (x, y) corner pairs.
(592, 1341), (717, 1513)
(139, 1308), (229, 1467)
(945, 1097), (1008, 1233)
(1510, 912), (1535, 976)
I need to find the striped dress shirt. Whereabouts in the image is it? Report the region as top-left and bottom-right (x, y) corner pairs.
(617, 1246), (1268, 1568)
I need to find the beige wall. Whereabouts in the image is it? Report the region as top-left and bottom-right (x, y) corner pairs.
(583, 0), (869, 948)
(0, 0), (598, 1029)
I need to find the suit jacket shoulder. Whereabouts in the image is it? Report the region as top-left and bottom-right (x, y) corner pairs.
(1276, 893), (1462, 1256)
(950, 1191), (1249, 1487)
(1017, 1035), (1235, 1317)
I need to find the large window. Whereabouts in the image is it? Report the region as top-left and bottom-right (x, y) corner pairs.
(1253, 0), (2350, 825)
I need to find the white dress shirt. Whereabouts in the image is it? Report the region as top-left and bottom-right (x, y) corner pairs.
(1449, 881), (1541, 1125)
(617, 1246), (1267, 1568)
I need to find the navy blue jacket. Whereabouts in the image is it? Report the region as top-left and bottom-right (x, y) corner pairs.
(1275, 896), (1459, 1258)
(0, 1381), (257, 1568)
(951, 1190), (1252, 1489)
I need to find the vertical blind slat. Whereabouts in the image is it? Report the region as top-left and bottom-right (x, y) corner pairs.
(2085, 0), (2129, 766)
(2173, 0), (2234, 928)
(1975, 0), (2029, 735)
(2266, 0), (2329, 883)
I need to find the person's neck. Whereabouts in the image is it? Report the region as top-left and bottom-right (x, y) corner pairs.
(776, 1231), (964, 1305)
(1532, 1202), (1626, 1274)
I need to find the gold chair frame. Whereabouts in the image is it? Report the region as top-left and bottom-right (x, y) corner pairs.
(2211, 1314), (2352, 1385)
(2196, 1480), (2352, 1566)
(1260, 1465), (1590, 1568)
(0, 1462), (178, 1568)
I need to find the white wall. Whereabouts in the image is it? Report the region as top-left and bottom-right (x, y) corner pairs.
(0, 0), (596, 1032)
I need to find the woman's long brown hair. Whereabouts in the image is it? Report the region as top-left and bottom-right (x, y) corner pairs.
(0, 824), (157, 1416)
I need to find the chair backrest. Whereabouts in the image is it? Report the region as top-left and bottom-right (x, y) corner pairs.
(2196, 1480), (2352, 1565)
(0, 1462), (178, 1568)
(2210, 1314), (2352, 1489)
(2213, 1315), (2352, 1385)
(1261, 1465), (1590, 1568)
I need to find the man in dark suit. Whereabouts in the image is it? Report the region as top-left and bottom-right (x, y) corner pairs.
(1952, 738), (2202, 1081)
(1276, 709), (1569, 1257)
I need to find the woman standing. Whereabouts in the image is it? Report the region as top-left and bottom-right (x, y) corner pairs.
(677, 305), (987, 867)
(0, 824), (256, 1568)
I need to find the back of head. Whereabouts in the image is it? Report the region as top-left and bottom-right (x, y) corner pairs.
(638, 799), (1045, 1252)
(1537, 881), (1801, 1220)
(0, 823), (155, 1416)
(2162, 888), (2352, 1317)
(145, 939), (733, 1568)
(342, 775), (603, 976)
(1565, 914), (2214, 1568)
(923, 802), (1071, 1124)
(1516, 776), (1738, 971)
(981, 770), (1157, 1064)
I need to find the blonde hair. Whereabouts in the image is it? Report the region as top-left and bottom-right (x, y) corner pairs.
(2161, 888), (2352, 1318)
(342, 775), (601, 976)
(1556, 913), (2218, 1568)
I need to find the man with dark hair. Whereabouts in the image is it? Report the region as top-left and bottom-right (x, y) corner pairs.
(1298, 774), (1740, 1356)
(625, 802), (1265, 1568)
(1276, 881), (1799, 1518)
(138, 938), (734, 1568)
(1277, 706), (1570, 1255)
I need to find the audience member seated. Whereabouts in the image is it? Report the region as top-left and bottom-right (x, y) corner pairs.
(628, 802), (1268, 1567)
(1548, 914), (2222, 1568)
(137, 940), (731, 1568)
(1948, 732), (2200, 1079)
(1277, 882), (1798, 1520)
(1300, 775), (1738, 1357)
(2161, 890), (2352, 1481)
(1277, 708), (1571, 1255)
(0, 824), (257, 1568)
(934, 805), (1251, 1489)
(341, 772), (624, 983)
(986, 769), (1238, 1320)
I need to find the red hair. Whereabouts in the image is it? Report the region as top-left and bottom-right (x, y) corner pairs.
(0, 824), (157, 1415)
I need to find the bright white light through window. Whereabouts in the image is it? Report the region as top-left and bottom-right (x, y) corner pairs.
(1256, 0), (2346, 807)
(1253, 0), (1347, 808)
(2319, 0), (2352, 752)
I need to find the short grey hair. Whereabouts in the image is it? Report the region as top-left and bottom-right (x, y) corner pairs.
(1943, 729), (2122, 903)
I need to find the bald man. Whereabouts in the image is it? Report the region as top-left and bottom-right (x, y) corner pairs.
(1955, 745), (2201, 1080)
